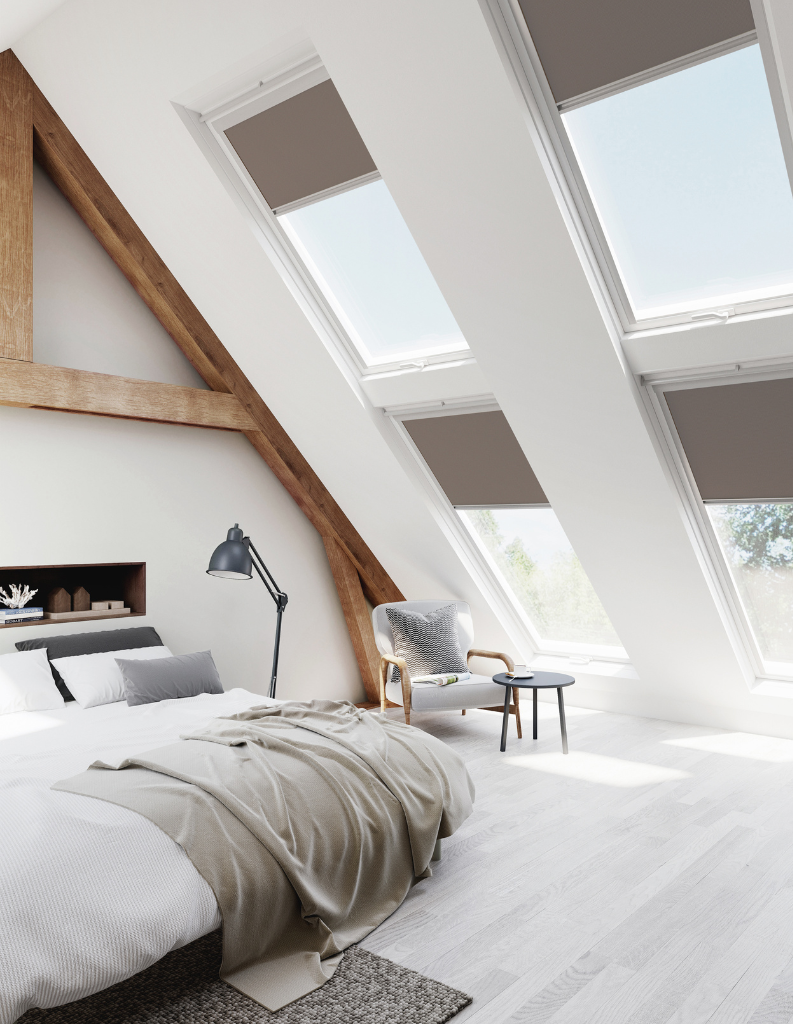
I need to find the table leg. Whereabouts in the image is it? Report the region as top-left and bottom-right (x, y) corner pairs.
(500, 685), (511, 752)
(557, 687), (568, 755)
(533, 688), (538, 740)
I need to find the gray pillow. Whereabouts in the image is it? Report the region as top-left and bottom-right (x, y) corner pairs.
(16, 626), (164, 702)
(116, 650), (223, 706)
(386, 604), (468, 686)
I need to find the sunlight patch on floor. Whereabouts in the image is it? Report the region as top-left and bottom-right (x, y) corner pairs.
(664, 731), (793, 762)
(531, 703), (601, 718)
(505, 750), (690, 787)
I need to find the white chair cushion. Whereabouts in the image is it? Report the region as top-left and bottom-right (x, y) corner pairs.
(385, 673), (508, 712)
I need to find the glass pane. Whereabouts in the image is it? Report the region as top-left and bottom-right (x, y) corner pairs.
(280, 180), (466, 365)
(563, 45), (793, 320)
(460, 508), (622, 649)
(709, 503), (793, 669)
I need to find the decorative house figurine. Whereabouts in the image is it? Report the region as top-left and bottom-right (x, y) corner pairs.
(108, 600), (124, 609)
(0, 584), (39, 609)
(46, 587), (71, 614)
(91, 601), (109, 611)
(72, 587), (90, 612)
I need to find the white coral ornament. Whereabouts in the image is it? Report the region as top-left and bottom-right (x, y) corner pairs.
(0, 584), (38, 608)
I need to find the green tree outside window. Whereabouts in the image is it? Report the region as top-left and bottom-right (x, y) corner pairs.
(464, 509), (620, 648)
(710, 503), (793, 664)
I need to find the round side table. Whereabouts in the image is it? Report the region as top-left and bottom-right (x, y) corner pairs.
(493, 671), (575, 754)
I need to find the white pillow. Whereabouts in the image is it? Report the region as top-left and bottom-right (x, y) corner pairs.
(51, 646), (173, 708)
(0, 648), (65, 715)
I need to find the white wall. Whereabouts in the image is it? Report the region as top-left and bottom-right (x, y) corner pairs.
(0, 406), (364, 701)
(1, 161), (365, 701)
(33, 163), (207, 387)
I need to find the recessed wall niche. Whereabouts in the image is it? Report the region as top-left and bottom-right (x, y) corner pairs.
(0, 563), (145, 628)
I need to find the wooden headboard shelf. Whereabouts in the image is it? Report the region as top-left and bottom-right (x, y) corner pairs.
(0, 562), (145, 629)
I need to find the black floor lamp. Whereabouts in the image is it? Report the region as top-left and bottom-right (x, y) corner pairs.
(206, 524), (288, 699)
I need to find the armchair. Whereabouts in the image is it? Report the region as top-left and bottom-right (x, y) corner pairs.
(372, 600), (522, 738)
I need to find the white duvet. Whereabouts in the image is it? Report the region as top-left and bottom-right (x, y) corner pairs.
(0, 687), (275, 1022)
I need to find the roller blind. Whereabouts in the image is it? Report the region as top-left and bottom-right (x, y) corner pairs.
(517, 0), (754, 103)
(224, 80), (377, 211)
(404, 411), (548, 506)
(665, 378), (793, 501)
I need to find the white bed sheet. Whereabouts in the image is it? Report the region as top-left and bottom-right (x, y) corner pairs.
(0, 688), (275, 1022)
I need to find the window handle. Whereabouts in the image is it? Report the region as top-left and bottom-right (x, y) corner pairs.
(690, 308), (733, 323)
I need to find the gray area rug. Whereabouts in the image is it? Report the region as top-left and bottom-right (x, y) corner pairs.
(19, 931), (471, 1024)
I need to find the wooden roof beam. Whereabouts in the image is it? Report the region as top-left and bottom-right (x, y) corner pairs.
(1, 50), (403, 609)
(0, 359), (257, 430)
(0, 50), (32, 360)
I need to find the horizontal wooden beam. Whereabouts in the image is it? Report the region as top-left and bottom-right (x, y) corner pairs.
(0, 358), (257, 430)
(26, 56), (404, 609)
(0, 50), (32, 360)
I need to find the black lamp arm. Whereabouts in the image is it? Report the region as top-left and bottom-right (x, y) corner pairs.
(245, 538), (288, 608)
(244, 537), (287, 700)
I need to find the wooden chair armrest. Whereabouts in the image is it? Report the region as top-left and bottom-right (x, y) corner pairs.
(468, 649), (521, 734)
(467, 648), (516, 673)
(378, 654), (411, 715)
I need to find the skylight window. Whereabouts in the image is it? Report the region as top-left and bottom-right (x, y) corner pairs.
(279, 180), (467, 366)
(460, 507), (624, 655)
(709, 503), (793, 676)
(562, 44), (793, 321)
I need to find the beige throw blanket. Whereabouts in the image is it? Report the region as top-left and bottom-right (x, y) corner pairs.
(54, 700), (474, 1010)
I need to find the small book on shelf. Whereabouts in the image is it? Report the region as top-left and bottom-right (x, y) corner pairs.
(0, 607), (43, 617)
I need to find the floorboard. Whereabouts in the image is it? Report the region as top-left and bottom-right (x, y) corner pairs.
(361, 704), (793, 1024)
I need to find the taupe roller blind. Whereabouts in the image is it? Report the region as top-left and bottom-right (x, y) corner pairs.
(665, 378), (793, 501)
(517, 0), (754, 103)
(224, 80), (377, 211)
(404, 411), (548, 506)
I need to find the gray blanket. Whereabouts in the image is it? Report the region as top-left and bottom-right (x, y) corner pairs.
(54, 700), (474, 1009)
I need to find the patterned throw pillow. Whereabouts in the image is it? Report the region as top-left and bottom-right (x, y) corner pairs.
(386, 604), (468, 687)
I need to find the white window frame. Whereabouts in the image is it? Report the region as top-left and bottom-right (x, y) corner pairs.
(173, 50), (470, 380)
(390, 403), (630, 665)
(641, 359), (793, 687)
(480, 0), (793, 338)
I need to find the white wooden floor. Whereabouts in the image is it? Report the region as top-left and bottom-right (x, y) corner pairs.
(361, 702), (793, 1024)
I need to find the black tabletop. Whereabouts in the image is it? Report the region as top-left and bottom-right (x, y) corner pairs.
(493, 671), (575, 689)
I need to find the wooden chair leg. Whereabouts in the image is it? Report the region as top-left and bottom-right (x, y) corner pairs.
(462, 709), (466, 715)
(400, 666), (412, 726)
(379, 658), (387, 714)
(513, 688), (522, 739)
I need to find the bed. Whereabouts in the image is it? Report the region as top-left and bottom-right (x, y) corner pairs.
(1, 630), (474, 1023)
(0, 687), (275, 1022)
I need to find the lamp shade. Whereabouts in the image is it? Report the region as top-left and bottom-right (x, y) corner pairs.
(207, 524), (252, 579)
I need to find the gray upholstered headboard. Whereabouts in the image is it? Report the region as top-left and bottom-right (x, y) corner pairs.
(16, 626), (164, 701)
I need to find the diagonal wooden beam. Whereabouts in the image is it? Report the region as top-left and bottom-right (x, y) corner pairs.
(0, 359), (257, 430)
(0, 50), (32, 360)
(12, 50), (403, 610)
(322, 534), (382, 702)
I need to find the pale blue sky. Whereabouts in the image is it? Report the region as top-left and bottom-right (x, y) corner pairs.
(563, 44), (793, 318)
(281, 180), (465, 362)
